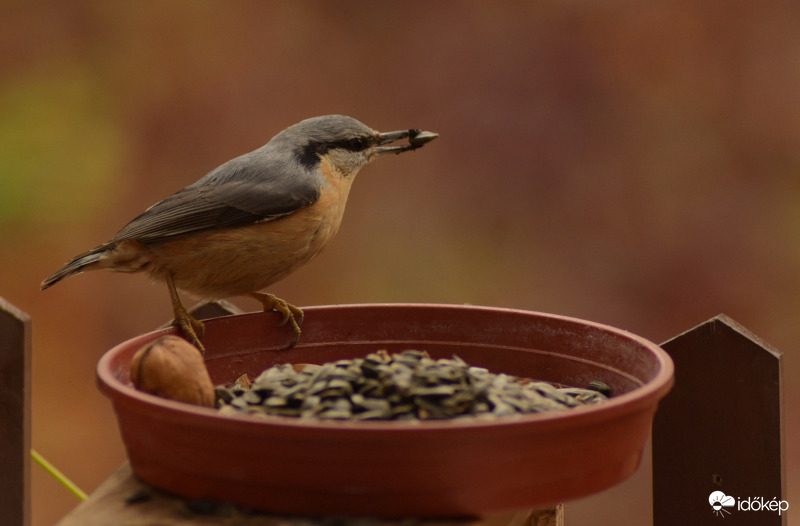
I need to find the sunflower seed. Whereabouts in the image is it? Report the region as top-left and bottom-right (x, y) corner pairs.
(216, 350), (610, 420)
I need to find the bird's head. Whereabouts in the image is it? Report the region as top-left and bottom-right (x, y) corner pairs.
(277, 115), (437, 178)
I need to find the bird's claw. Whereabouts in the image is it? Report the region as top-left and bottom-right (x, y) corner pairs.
(171, 309), (206, 353)
(250, 293), (303, 349)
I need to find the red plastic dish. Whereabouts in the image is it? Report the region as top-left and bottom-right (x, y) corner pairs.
(97, 303), (673, 517)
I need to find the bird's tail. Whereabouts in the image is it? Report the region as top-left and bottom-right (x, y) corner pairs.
(40, 248), (106, 290)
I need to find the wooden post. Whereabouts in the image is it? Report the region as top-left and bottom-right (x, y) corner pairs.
(0, 298), (32, 526)
(653, 315), (785, 525)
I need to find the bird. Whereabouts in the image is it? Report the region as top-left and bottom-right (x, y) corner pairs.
(41, 115), (438, 352)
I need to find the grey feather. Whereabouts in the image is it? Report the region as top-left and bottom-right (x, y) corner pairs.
(40, 115), (377, 290)
(40, 249), (104, 289)
(110, 115), (375, 245)
(111, 147), (319, 243)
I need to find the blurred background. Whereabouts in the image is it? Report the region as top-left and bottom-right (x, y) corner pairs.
(2, 1), (799, 524)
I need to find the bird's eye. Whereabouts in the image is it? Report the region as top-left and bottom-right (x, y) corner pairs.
(347, 137), (368, 151)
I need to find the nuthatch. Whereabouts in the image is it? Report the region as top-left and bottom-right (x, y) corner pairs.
(41, 115), (438, 351)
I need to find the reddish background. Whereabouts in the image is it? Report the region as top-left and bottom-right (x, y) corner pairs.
(1, 2), (798, 524)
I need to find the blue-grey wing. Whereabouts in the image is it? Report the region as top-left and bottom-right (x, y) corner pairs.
(111, 151), (320, 244)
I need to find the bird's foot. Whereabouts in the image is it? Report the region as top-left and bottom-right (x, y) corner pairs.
(249, 292), (303, 349)
(171, 305), (206, 354)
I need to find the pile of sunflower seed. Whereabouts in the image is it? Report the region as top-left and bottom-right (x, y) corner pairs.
(215, 350), (610, 421)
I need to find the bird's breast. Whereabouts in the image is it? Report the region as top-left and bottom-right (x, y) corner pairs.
(143, 161), (355, 299)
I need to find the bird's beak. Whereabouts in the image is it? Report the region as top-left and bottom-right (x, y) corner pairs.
(375, 129), (439, 156)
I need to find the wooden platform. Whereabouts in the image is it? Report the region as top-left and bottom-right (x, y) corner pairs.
(56, 463), (561, 526)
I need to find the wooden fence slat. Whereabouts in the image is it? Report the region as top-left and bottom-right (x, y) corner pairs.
(0, 297), (32, 526)
(653, 314), (785, 525)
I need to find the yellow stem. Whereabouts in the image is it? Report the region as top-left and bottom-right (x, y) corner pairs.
(30, 449), (88, 501)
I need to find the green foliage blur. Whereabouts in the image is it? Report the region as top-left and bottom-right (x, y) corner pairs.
(0, 60), (124, 230)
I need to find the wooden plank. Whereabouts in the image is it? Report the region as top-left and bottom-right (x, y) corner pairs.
(529, 505), (563, 526)
(57, 463), (544, 526)
(653, 315), (785, 525)
(0, 297), (32, 526)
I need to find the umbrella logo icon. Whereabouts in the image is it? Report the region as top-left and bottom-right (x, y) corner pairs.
(709, 491), (735, 517)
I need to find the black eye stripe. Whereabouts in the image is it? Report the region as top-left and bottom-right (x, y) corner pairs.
(295, 136), (375, 168)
